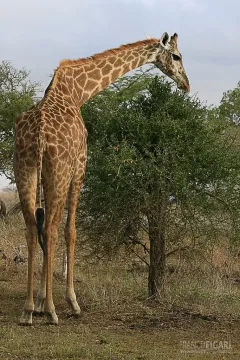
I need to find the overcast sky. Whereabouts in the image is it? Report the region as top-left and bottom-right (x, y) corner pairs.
(0, 0), (240, 187)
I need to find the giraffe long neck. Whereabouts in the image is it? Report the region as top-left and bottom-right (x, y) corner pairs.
(51, 39), (160, 108)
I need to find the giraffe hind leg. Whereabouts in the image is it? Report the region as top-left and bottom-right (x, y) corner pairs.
(33, 256), (46, 316)
(19, 220), (38, 325)
(41, 217), (58, 324)
(43, 197), (68, 325)
(33, 208), (46, 316)
(17, 178), (38, 325)
(64, 174), (85, 317)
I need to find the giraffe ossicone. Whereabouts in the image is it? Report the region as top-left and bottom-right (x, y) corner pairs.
(14, 33), (190, 325)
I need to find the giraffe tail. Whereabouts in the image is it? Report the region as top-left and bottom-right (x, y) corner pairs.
(35, 123), (45, 253)
(35, 208), (45, 253)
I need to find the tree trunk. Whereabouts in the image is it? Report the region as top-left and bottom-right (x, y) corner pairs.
(147, 205), (167, 297)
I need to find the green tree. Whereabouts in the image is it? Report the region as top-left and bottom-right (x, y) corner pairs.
(219, 81), (240, 124)
(218, 81), (240, 150)
(78, 74), (240, 297)
(0, 61), (40, 181)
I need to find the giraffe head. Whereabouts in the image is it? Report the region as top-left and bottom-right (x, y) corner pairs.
(153, 32), (190, 92)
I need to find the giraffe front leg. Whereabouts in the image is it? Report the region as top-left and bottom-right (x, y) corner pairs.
(64, 216), (80, 317)
(20, 308), (33, 326)
(64, 171), (85, 317)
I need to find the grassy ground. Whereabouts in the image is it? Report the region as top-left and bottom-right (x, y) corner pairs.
(1, 261), (240, 360)
(1, 250), (240, 359)
(0, 192), (240, 359)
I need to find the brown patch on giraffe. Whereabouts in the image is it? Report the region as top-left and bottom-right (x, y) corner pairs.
(97, 59), (107, 68)
(101, 77), (110, 88)
(111, 69), (121, 80)
(59, 150), (68, 160)
(88, 68), (101, 80)
(64, 95), (74, 105)
(108, 56), (116, 64)
(85, 63), (96, 72)
(66, 116), (74, 126)
(102, 64), (112, 76)
(76, 72), (87, 86)
(126, 55), (134, 62)
(24, 132), (34, 147)
(48, 144), (58, 158)
(132, 51), (140, 58)
(67, 107), (77, 118)
(57, 130), (66, 143)
(122, 64), (131, 73)
(58, 38), (159, 68)
(17, 137), (25, 149)
(85, 79), (98, 91)
(80, 93), (90, 104)
(25, 156), (35, 167)
(72, 69), (82, 78)
(131, 59), (139, 68)
(58, 144), (67, 154)
(67, 76), (74, 91)
(71, 125), (79, 140)
(114, 58), (124, 67)
(57, 103), (66, 112)
(46, 133), (57, 144)
(61, 83), (69, 95)
(73, 89), (79, 103)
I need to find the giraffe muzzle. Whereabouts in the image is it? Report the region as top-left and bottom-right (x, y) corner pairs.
(178, 80), (190, 93)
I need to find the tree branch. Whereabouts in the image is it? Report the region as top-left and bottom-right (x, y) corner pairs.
(130, 247), (149, 267)
(166, 245), (191, 258)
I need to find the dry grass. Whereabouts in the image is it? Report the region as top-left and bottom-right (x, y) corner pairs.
(0, 189), (18, 209)
(0, 211), (240, 359)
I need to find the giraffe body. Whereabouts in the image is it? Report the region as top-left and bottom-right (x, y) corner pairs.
(15, 98), (86, 324)
(14, 33), (190, 325)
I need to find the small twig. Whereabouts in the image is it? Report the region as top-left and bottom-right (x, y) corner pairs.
(127, 235), (150, 254)
(131, 248), (149, 267)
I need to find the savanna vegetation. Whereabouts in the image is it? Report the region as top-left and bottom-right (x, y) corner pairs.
(0, 62), (240, 359)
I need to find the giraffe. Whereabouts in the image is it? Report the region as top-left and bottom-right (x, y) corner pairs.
(14, 32), (190, 325)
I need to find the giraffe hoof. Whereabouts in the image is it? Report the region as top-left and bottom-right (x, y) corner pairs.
(33, 310), (45, 317)
(45, 311), (59, 325)
(19, 310), (33, 326)
(66, 297), (81, 317)
(67, 311), (82, 319)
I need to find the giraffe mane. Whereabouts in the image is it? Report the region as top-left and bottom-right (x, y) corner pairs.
(58, 38), (159, 68)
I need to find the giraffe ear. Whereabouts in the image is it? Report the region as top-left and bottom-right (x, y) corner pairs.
(169, 33), (178, 46)
(160, 32), (169, 48)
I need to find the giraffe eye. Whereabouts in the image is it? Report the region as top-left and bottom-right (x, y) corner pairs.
(172, 53), (181, 61)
